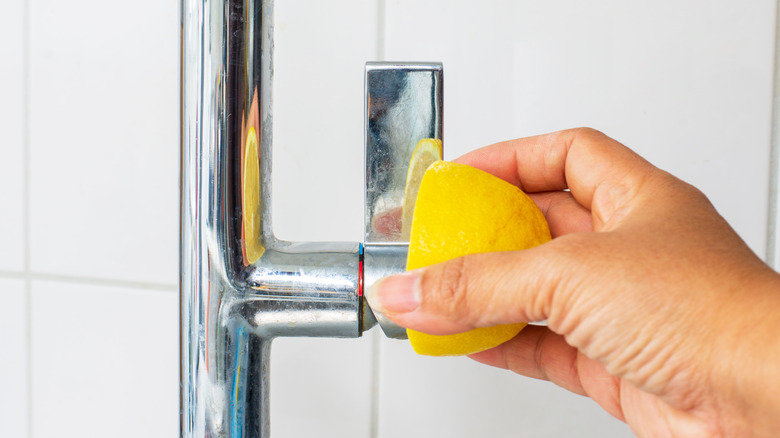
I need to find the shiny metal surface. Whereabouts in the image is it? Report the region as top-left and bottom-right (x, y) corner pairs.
(182, 0), (444, 435)
(181, 1), (361, 436)
(362, 244), (409, 339)
(364, 62), (443, 338)
(365, 62), (443, 244)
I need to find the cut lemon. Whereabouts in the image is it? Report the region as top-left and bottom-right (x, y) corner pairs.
(401, 138), (443, 240)
(406, 161), (551, 356)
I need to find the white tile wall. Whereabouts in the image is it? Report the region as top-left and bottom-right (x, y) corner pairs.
(273, 0), (380, 242)
(0, 0), (26, 272)
(384, 0), (776, 257)
(0, 279), (28, 438)
(30, 281), (178, 438)
(271, 337), (374, 438)
(0, 0), (776, 437)
(28, 0), (179, 285)
(271, 0), (378, 438)
(377, 339), (631, 437)
(270, 3), (380, 437)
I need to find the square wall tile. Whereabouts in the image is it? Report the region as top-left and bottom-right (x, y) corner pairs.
(271, 336), (374, 438)
(385, 0), (775, 256)
(29, 0), (179, 284)
(377, 338), (633, 437)
(0, 0), (26, 272)
(0, 278), (28, 438)
(272, 0), (379, 243)
(31, 281), (178, 438)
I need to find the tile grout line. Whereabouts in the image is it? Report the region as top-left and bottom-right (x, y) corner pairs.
(369, 329), (382, 438)
(22, 0), (33, 435)
(376, 0), (386, 62)
(370, 3), (387, 436)
(0, 270), (178, 292)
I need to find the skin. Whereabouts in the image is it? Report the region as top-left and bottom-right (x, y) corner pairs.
(365, 128), (780, 437)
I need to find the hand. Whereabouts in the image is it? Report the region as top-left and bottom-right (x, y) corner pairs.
(366, 128), (780, 437)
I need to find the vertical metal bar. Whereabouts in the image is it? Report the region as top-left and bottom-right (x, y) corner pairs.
(767, 0), (780, 268)
(182, 0), (271, 435)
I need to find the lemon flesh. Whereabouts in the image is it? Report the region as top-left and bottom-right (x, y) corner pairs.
(406, 161), (551, 356)
(401, 138), (443, 240)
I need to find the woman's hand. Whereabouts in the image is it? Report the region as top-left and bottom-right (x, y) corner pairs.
(366, 128), (780, 437)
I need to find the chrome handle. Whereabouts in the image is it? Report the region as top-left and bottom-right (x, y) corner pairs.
(181, 1), (361, 436)
(363, 62), (444, 338)
(181, 0), (443, 435)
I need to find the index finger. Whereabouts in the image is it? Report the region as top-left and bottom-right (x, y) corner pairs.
(453, 128), (658, 227)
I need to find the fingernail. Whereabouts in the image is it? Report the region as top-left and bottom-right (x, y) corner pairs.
(365, 272), (421, 314)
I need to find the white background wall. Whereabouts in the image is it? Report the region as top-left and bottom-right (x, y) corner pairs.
(0, 0), (776, 437)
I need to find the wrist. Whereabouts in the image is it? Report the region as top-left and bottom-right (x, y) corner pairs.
(714, 268), (780, 436)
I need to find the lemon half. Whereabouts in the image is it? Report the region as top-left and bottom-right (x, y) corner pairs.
(406, 161), (551, 356)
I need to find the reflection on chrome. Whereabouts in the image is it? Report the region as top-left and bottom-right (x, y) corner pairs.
(181, 1), (442, 436)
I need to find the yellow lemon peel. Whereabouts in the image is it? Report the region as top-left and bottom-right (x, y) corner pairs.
(406, 160), (551, 356)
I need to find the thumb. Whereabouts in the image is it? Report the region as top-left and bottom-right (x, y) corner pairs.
(365, 247), (560, 336)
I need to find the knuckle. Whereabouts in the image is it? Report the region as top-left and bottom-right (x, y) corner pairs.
(557, 127), (612, 162)
(537, 235), (593, 328)
(569, 127), (606, 142)
(426, 256), (473, 320)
